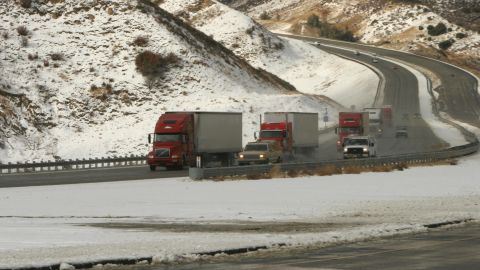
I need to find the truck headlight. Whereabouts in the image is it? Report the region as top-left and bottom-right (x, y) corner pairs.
(171, 155), (179, 158)
(239, 154), (244, 159)
(148, 154), (154, 159)
(259, 154), (265, 158)
(363, 148), (368, 152)
(343, 148), (348, 152)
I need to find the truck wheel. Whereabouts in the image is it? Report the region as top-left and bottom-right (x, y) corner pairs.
(149, 165), (156, 171)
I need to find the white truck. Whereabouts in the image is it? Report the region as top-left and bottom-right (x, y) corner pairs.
(343, 135), (377, 159)
(363, 107), (383, 135)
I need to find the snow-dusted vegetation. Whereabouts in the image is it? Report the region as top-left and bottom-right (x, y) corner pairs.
(0, 0), (376, 163)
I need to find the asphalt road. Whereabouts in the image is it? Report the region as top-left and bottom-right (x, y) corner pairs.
(1, 35), (466, 187)
(0, 166), (187, 188)
(281, 34), (480, 126)
(315, 43), (444, 160)
(142, 223), (480, 270)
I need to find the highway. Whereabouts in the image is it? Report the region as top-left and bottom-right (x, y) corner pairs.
(1, 35), (477, 187)
(313, 43), (445, 160)
(280, 34), (480, 126)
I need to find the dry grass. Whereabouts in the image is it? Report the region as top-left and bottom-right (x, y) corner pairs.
(210, 158), (458, 181)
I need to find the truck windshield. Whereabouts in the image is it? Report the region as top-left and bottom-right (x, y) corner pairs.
(154, 134), (181, 142)
(338, 127), (361, 133)
(345, 139), (368, 145)
(245, 144), (268, 151)
(260, 130), (283, 138)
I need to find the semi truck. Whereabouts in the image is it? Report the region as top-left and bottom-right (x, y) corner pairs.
(336, 112), (369, 150)
(363, 107), (383, 135)
(147, 112), (242, 170)
(381, 105), (393, 127)
(256, 112), (319, 156)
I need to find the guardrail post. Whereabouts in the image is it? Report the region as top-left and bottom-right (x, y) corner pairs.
(8, 162), (12, 174)
(32, 160), (36, 172)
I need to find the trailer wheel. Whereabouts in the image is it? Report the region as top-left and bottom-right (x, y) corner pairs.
(149, 165), (156, 171)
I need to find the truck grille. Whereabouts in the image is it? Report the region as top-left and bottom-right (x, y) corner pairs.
(243, 154), (259, 159)
(347, 148), (364, 155)
(155, 148), (170, 158)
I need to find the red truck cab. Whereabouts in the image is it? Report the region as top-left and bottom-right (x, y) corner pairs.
(147, 113), (193, 170)
(336, 112), (369, 150)
(258, 122), (292, 153)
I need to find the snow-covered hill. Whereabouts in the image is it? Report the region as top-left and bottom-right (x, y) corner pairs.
(223, 0), (480, 73)
(0, 0), (378, 163)
(160, 0), (378, 106)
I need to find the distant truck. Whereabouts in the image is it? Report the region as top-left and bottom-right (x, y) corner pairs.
(256, 112), (319, 157)
(343, 135), (377, 159)
(237, 141), (283, 165)
(336, 112), (369, 150)
(363, 107), (383, 135)
(381, 105), (393, 127)
(147, 112), (242, 170)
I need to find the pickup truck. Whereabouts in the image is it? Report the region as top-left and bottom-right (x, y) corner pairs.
(238, 141), (282, 165)
(343, 135), (377, 159)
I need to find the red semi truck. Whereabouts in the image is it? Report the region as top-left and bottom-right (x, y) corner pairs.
(256, 112), (319, 156)
(147, 112), (242, 170)
(336, 112), (369, 150)
(381, 105), (393, 127)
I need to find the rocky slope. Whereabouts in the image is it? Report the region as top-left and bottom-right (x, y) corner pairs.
(222, 0), (480, 75)
(0, 0), (325, 162)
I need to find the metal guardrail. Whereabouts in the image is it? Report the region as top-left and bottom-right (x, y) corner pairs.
(0, 155), (146, 174)
(189, 140), (479, 180)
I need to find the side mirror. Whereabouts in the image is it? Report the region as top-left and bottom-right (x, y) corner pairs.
(371, 143), (375, 147)
(254, 131), (258, 140)
(182, 135), (187, 143)
(335, 127), (338, 134)
(148, 134), (152, 143)
(282, 131), (287, 138)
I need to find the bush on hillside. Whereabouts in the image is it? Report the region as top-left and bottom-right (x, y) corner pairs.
(259, 11), (271, 20)
(428, 22), (447, 36)
(135, 51), (180, 76)
(307, 15), (320, 27)
(19, 0), (31, 8)
(456, 32), (467, 39)
(438, 39), (454, 50)
(17, 26), (29, 36)
(133, 36), (149, 47)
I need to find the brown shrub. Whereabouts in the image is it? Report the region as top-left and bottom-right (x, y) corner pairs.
(2, 32), (8, 39)
(28, 53), (38, 61)
(133, 36), (149, 47)
(316, 165), (341, 176)
(17, 26), (29, 36)
(135, 51), (180, 76)
(89, 84), (113, 101)
(269, 165), (284, 178)
(343, 166), (363, 174)
(19, 0), (31, 8)
(50, 53), (64, 61)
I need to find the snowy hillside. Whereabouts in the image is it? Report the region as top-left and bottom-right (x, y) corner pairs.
(223, 0), (480, 73)
(0, 0), (366, 163)
(160, 0), (378, 107)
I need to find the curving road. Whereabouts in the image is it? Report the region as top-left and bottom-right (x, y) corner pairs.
(314, 42), (444, 160)
(2, 35), (477, 188)
(280, 34), (480, 126)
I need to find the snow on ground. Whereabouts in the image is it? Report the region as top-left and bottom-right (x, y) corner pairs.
(1, 156), (480, 267)
(161, 0), (379, 109)
(0, 0), (378, 164)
